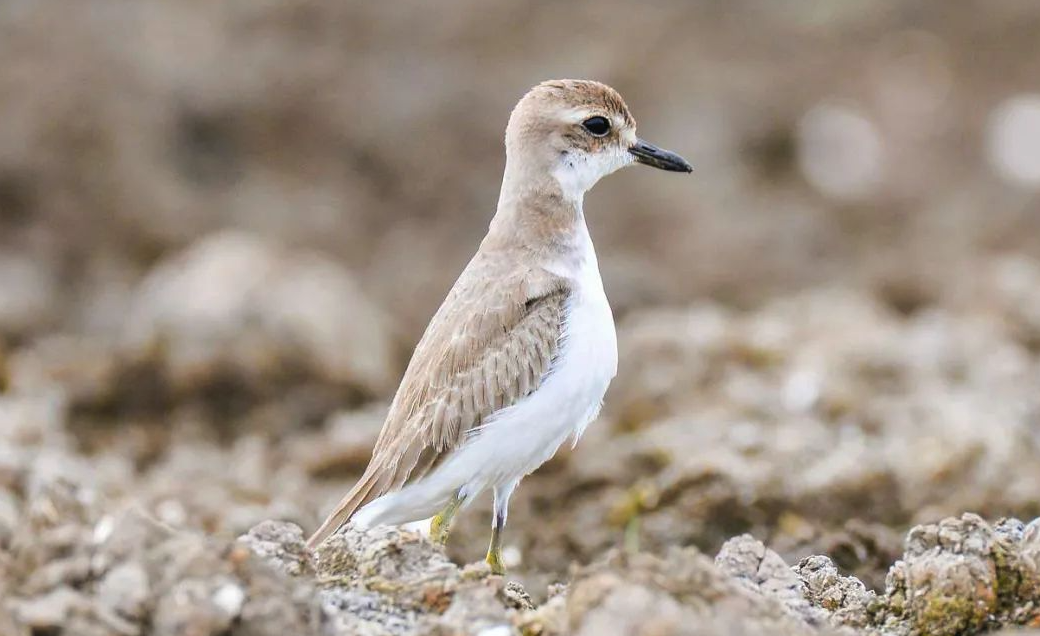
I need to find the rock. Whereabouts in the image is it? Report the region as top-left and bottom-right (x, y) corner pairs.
(5, 335), (123, 407)
(501, 581), (535, 611)
(9, 586), (86, 630)
(0, 254), (58, 337)
(97, 562), (150, 621)
(6, 500), (323, 636)
(516, 592), (568, 636)
(0, 488), (20, 547)
(566, 548), (821, 636)
(879, 513), (1040, 635)
(237, 520), (313, 577)
(314, 524), (462, 630)
(294, 406), (388, 477)
(94, 508), (177, 570)
(0, 391), (69, 452)
(314, 525), (523, 636)
(153, 578), (238, 636)
(984, 255), (1040, 348)
(795, 555), (875, 628)
(123, 230), (397, 396)
(314, 525), (458, 593)
(785, 520), (904, 593)
(12, 476), (1040, 636)
(715, 534), (831, 627)
(435, 584), (517, 636)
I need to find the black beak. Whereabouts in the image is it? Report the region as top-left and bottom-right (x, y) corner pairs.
(629, 138), (693, 173)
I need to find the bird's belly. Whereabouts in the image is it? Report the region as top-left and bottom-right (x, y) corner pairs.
(554, 281), (618, 440)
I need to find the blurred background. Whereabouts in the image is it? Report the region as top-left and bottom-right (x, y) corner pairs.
(3, 0), (1040, 601)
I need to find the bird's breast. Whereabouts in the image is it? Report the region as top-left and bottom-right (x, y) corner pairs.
(533, 219), (617, 439)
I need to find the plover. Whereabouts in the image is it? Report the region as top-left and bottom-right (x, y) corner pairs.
(307, 79), (691, 572)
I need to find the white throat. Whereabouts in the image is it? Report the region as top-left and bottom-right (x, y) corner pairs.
(552, 148), (635, 203)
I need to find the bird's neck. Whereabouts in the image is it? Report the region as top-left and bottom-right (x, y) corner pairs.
(483, 162), (588, 256)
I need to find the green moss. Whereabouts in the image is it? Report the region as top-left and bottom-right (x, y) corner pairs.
(315, 574), (353, 588)
(992, 542), (1022, 603)
(367, 577), (404, 594)
(915, 594), (989, 636)
(990, 539), (1040, 625)
(519, 621), (552, 636)
(866, 594), (891, 623)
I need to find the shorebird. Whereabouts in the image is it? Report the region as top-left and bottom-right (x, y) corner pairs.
(307, 79), (691, 572)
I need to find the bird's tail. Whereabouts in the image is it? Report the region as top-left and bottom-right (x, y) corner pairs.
(349, 469), (464, 530)
(306, 468), (383, 549)
(308, 438), (500, 549)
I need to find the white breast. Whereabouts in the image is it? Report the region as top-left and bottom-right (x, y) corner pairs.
(549, 219), (619, 443)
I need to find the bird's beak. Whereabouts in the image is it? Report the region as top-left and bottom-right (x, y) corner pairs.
(629, 138), (693, 173)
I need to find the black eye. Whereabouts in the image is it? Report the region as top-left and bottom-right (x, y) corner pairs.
(582, 116), (611, 137)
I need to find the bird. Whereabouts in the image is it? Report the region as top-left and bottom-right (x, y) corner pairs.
(307, 79), (692, 573)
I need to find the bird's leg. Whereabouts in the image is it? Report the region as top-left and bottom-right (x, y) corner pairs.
(485, 481), (517, 575)
(430, 490), (464, 545)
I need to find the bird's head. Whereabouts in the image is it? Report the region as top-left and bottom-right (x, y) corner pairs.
(504, 79), (692, 201)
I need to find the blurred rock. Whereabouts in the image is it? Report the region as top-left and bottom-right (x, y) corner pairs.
(124, 230), (397, 396)
(237, 520), (313, 577)
(525, 287), (1040, 579)
(291, 406), (387, 478)
(5, 335), (123, 406)
(797, 102), (884, 201)
(0, 489), (20, 547)
(2, 0), (1040, 341)
(8, 587), (87, 632)
(987, 94), (1040, 188)
(5, 507), (323, 636)
(983, 255), (1040, 349)
(0, 254), (58, 337)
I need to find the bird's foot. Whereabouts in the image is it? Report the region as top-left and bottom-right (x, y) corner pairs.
(429, 493), (463, 546)
(429, 512), (450, 545)
(485, 546), (506, 575)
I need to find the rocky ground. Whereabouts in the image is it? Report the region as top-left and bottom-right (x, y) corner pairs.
(4, 240), (1040, 635)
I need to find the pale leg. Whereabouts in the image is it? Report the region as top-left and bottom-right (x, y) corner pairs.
(485, 480), (518, 575)
(429, 490), (465, 545)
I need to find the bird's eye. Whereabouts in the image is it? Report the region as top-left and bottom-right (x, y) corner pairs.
(582, 116), (611, 137)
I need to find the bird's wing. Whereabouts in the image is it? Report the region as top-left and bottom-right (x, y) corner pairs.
(307, 254), (569, 547)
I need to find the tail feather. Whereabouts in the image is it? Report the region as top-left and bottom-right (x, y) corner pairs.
(353, 453), (481, 529)
(308, 436), (495, 549)
(306, 469), (382, 549)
